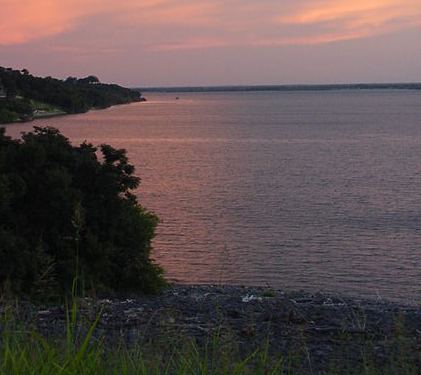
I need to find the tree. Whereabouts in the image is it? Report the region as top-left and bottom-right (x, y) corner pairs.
(65, 76), (78, 84)
(78, 75), (100, 84)
(0, 127), (165, 296)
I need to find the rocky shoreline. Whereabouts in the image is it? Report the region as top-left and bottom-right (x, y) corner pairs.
(3, 284), (421, 373)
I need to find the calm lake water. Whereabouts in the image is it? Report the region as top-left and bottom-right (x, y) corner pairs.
(5, 90), (421, 303)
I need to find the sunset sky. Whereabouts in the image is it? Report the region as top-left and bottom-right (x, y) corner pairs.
(1, 0), (421, 86)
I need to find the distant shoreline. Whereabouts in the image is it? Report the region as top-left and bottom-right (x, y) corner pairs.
(138, 83), (421, 93)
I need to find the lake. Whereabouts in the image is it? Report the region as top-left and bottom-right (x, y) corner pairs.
(4, 90), (421, 303)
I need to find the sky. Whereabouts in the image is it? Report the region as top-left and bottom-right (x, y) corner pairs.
(1, 0), (421, 86)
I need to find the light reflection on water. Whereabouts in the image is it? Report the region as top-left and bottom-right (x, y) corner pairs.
(4, 90), (421, 303)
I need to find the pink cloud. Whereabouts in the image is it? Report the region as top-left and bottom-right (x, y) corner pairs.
(0, 0), (193, 45)
(1, 0), (72, 44)
(1, 0), (421, 48)
(277, 0), (421, 44)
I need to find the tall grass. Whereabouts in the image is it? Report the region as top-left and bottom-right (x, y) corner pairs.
(0, 311), (285, 375)
(0, 296), (420, 374)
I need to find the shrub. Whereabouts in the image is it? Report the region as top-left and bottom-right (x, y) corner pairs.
(0, 98), (33, 123)
(0, 126), (165, 296)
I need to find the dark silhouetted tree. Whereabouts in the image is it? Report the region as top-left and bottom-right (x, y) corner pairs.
(0, 127), (165, 296)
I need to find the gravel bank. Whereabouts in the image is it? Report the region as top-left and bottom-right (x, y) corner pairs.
(3, 284), (421, 373)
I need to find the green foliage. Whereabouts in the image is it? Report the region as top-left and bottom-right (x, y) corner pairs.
(0, 108), (19, 123)
(0, 97), (33, 123)
(0, 67), (144, 124)
(0, 301), (286, 375)
(0, 126), (165, 296)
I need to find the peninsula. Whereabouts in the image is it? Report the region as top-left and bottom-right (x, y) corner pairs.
(0, 67), (145, 124)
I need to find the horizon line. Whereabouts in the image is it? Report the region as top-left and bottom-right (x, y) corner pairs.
(136, 82), (421, 93)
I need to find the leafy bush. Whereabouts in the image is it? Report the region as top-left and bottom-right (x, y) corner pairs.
(0, 98), (33, 123)
(0, 126), (165, 296)
(0, 108), (18, 123)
